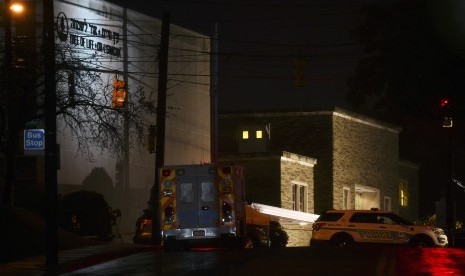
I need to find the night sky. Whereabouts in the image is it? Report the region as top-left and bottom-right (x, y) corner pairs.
(111, 0), (366, 111)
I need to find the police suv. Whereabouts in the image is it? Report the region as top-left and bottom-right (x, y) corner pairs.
(310, 209), (448, 247)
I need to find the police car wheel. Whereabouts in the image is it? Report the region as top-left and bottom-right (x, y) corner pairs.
(409, 236), (434, 247)
(243, 238), (254, 249)
(330, 233), (353, 248)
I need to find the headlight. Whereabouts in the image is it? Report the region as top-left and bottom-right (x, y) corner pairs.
(432, 227), (445, 235)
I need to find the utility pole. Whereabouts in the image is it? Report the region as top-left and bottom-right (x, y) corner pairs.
(2, 0), (13, 207)
(151, 12), (170, 245)
(44, 0), (58, 274)
(210, 23), (218, 164)
(441, 98), (455, 247)
(122, 6), (130, 233)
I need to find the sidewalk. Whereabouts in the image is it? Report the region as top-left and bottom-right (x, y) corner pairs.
(0, 243), (157, 275)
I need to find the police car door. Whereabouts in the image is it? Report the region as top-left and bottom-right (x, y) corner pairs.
(377, 213), (412, 244)
(349, 213), (399, 244)
(177, 175), (218, 230)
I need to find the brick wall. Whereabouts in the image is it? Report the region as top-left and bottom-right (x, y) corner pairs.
(332, 111), (400, 213)
(282, 224), (313, 247)
(280, 151), (315, 213)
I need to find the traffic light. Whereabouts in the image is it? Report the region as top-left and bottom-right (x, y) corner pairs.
(112, 76), (126, 108)
(440, 98), (453, 128)
(440, 98), (449, 109)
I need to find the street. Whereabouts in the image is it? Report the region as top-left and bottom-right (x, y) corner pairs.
(60, 245), (465, 276)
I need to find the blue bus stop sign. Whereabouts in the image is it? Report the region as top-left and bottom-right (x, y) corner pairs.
(24, 129), (45, 150)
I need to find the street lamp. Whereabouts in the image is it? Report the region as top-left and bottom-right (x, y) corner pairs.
(10, 2), (24, 14)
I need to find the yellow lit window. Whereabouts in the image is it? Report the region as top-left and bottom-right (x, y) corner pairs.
(400, 181), (409, 207)
(242, 130), (249, 140)
(256, 130), (263, 139)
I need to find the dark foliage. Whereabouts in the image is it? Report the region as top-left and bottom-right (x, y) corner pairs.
(348, 0), (465, 121)
(269, 220), (288, 247)
(348, 0), (465, 219)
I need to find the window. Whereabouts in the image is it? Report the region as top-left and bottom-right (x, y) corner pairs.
(292, 182), (307, 212)
(316, 212), (345, 222)
(343, 187), (350, 210)
(256, 130), (263, 139)
(179, 183), (194, 202)
(299, 186), (305, 211)
(201, 182), (215, 202)
(384, 196), (391, 211)
(242, 130), (249, 140)
(292, 185), (297, 210)
(350, 213), (378, 223)
(400, 181), (409, 207)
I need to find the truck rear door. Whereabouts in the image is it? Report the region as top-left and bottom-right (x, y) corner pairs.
(176, 174), (218, 229)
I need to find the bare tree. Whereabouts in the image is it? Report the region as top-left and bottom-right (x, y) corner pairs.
(55, 42), (156, 160)
(1, 35), (157, 205)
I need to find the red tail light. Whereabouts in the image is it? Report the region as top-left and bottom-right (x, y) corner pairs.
(141, 219), (152, 228)
(222, 201), (233, 223)
(164, 205), (175, 224)
(312, 222), (326, 231)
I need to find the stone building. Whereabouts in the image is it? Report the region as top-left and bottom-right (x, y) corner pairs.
(219, 151), (317, 246)
(218, 107), (420, 246)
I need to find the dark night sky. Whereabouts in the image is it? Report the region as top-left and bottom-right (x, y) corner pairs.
(113, 0), (368, 111)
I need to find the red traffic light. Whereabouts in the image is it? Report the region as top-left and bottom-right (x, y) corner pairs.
(440, 98), (449, 109)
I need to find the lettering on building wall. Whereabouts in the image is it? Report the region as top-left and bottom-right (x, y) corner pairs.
(56, 12), (121, 58)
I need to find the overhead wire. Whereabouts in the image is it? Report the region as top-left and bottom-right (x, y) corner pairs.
(5, 8), (364, 83)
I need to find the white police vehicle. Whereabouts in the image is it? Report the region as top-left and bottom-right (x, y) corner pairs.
(310, 209), (448, 247)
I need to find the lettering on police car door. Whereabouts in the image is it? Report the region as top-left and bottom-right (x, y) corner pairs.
(358, 230), (408, 241)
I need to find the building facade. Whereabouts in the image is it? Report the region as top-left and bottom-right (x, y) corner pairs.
(218, 107), (420, 245)
(1, 0), (211, 240)
(219, 151), (316, 246)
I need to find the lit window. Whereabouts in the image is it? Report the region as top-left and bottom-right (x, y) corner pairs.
(242, 130), (249, 140)
(400, 181), (409, 207)
(292, 185), (297, 210)
(299, 186), (305, 211)
(292, 182), (307, 212)
(256, 130), (263, 139)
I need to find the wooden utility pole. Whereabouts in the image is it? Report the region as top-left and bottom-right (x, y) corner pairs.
(151, 12), (170, 245)
(210, 23), (218, 164)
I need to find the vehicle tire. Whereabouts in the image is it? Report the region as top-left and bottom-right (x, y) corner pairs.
(164, 239), (183, 252)
(330, 233), (353, 248)
(409, 235), (434, 247)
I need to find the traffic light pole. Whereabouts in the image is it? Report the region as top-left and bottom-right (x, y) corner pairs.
(445, 124), (455, 247)
(441, 98), (455, 247)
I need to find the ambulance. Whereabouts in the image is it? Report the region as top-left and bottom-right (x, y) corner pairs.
(134, 163), (269, 250)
